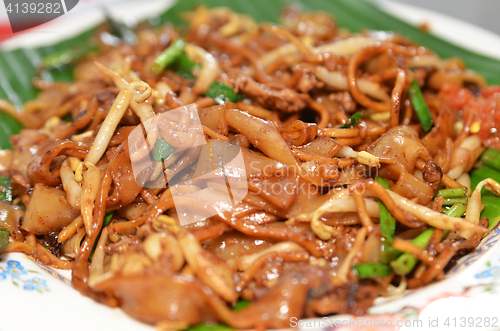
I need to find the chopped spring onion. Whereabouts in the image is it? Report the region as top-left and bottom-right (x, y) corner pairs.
(187, 323), (233, 331)
(435, 188), (467, 198)
(103, 211), (114, 227)
(390, 228), (433, 276)
(375, 177), (395, 242)
(442, 197), (468, 206)
(339, 111), (363, 129)
(353, 262), (392, 279)
(171, 54), (200, 79)
(390, 203), (466, 275)
(445, 203), (467, 218)
(42, 45), (98, 69)
(62, 114), (73, 123)
(480, 148), (500, 172)
(153, 139), (174, 162)
(151, 39), (186, 75)
(233, 300), (251, 311)
(0, 227), (8, 252)
(380, 239), (401, 264)
(89, 211), (114, 262)
(408, 78), (433, 132)
(375, 177), (400, 263)
(0, 176), (13, 204)
(205, 82), (244, 104)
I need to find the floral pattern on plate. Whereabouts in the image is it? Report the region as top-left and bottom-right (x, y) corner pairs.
(0, 260), (49, 293)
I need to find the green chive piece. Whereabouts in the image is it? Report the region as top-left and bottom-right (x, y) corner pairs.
(390, 228), (434, 276)
(0, 227), (9, 252)
(445, 203), (467, 218)
(233, 300), (251, 311)
(187, 323), (234, 331)
(153, 139), (173, 162)
(375, 177), (396, 243)
(376, 177), (400, 263)
(390, 204), (464, 276)
(89, 211), (114, 262)
(480, 148), (500, 172)
(151, 39), (186, 75)
(442, 197), (468, 206)
(0, 176), (13, 204)
(353, 262), (392, 279)
(62, 114), (73, 123)
(205, 82), (245, 104)
(435, 188), (467, 198)
(380, 240), (402, 264)
(103, 211), (114, 227)
(339, 111), (363, 129)
(42, 45), (98, 69)
(171, 54), (200, 79)
(408, 78), (433, 132)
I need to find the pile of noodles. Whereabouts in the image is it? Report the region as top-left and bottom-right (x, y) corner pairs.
(0, 6), (498, 330)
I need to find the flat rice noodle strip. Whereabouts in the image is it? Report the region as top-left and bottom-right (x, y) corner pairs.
(93, 275), (216, 326)
(378, 163), (434, 205)
(53, 97), (99, 140)
(224, 271), (310, 329)
(286, 179), (337, 216)
(238, 211), (278, 225)
(94, 271), (310, 330)
(106, 141), (144, 210)
(243, 192), (287, 217)
(294, 137), (341, 158)
(217, 215), (324, 258)
(225, 109), (299, 168)
(368, 128), (431, 173)
(422, 128), (453, 172)
(190, 222), (229, 242)
(198, 104), (226, 133)
(167, 146), (202, 180)
(204, 231), (278, 260)
(241, 148), (288, 178)
(108, 126), (136, 147)
(247, 175), (298, 209)
(421, 97), (454, 163)
(335, 164), (368, 186)
(27, 139), (89, 186)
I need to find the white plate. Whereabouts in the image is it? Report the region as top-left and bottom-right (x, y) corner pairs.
(2, 1), (500, 331)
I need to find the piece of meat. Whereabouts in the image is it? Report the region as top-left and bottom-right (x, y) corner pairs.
(235, 76), (310, 113)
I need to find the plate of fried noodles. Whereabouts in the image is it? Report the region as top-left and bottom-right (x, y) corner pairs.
(2, 0), (500, 330)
